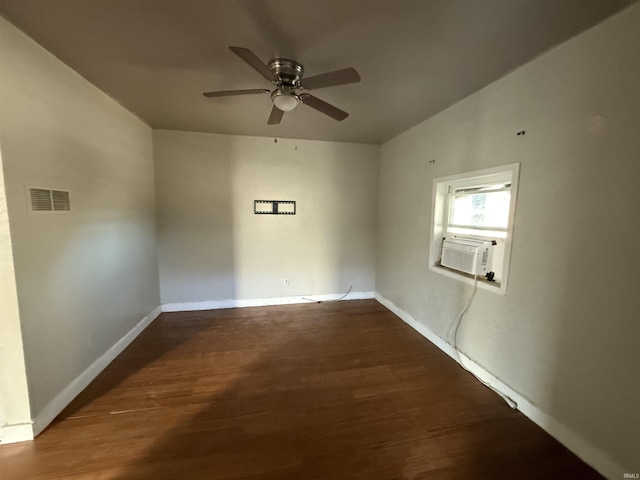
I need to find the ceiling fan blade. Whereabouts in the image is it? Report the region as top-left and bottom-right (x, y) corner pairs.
(203, 89), (270, 98)
(302, 68), (361, 90)
(267, 105), (284, 125)
(229, 46), (277, 83)
(300, 94), (349, 121)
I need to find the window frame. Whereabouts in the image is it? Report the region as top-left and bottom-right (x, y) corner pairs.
(429, 163), (520, 296)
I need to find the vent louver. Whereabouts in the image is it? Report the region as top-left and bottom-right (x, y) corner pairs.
(29, 187), (71, 212)
(51, 190), (70, 211)
(30, 188), (53, 211)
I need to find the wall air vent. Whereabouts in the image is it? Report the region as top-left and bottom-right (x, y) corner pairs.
(29, 187), (71, 212)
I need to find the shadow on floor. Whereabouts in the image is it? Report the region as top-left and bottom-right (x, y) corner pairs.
(52, 310), (214, 424)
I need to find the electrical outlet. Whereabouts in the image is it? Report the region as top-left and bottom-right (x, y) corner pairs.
(284, 278), (289, 286)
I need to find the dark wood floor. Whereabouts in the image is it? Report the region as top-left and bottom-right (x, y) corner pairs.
(1, 300), (600, 479)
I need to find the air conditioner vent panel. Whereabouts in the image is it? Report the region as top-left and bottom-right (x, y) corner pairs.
(441, 238), (494, 275)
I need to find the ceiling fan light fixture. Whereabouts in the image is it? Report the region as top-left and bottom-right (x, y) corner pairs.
(271, 89), (299, 112)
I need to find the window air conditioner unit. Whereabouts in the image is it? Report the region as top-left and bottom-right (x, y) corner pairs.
(441, 238), (494, 276)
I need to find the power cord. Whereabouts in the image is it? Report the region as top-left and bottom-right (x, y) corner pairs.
(302, 285), (352, 303)
(450, 275), (517, 409)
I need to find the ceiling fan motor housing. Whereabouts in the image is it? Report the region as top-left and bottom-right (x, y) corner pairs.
(268, 59), (304, 87)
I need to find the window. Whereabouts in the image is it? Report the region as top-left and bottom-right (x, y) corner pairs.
(429, 163), (520, 295)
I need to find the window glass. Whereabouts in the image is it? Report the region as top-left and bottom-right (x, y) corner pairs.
(449, 189), (511, 230)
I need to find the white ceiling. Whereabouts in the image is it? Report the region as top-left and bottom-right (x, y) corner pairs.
(0, 0), (634, 144)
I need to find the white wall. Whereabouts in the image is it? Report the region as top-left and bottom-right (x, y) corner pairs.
(376, 3), (640, 477)
(0, 16), (160, 430)
(0, 142), (32, 443)
(154, 130), (379, 306)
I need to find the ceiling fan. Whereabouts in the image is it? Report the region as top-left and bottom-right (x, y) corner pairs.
(203, 47), (361, 125)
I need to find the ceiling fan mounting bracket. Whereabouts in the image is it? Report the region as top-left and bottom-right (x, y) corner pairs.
(268, 59), (304, 87)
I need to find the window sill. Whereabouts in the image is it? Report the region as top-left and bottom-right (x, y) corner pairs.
(429, 264), (506, 296)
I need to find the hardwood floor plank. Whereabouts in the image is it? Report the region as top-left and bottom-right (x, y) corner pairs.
(0, 300), (601, 479)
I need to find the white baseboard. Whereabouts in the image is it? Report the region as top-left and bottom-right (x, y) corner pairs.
(162, 291), (374, 313)
(32, 305), (162, 437)
(374, 292), (624, 479)
(0, 422), (34, 444)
